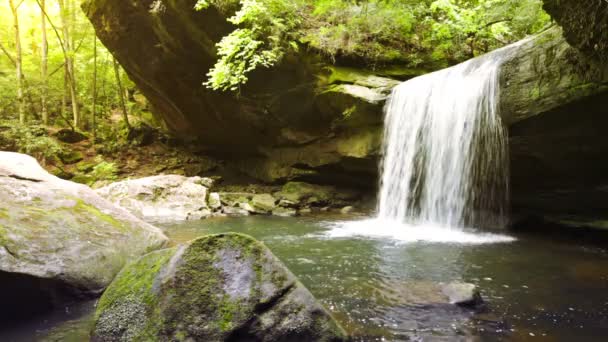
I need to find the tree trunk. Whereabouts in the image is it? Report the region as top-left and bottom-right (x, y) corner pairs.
(113, 58), (131, 130)
(92, 36), (98, 140)
(40, 0), (49, 125)
(58, 0), (80, 128)
(9, 0), (25, 124)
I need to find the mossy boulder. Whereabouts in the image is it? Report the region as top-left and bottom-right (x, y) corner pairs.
(0, 152), (168, 293)
(92, 233), (348, 341)
(250, 194), (277, 214)
(59, 150), (85, 165)
(55, 129), (87, 144)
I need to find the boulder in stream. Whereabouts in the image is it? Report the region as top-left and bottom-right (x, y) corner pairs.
(92, 233), (348, 341)
(0, 152), (168, 294)
(96, 175), (214, 222)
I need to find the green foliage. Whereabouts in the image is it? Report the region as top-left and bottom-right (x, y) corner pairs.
(0, 122), (64, 163)
(197, 0), (302, 91)
(89, 159), (118, 182)
(199, 0), (551, 90)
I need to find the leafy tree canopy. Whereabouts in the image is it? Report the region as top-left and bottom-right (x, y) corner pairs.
(196, 0), (550, 91)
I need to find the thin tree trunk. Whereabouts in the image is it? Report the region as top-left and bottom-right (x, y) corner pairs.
(40, 0), (49, 125)
(9, 0), (25, 124)
(58, 0), (80, 128)
(92, 36), (98, 140)
(113, 58), (131, 130)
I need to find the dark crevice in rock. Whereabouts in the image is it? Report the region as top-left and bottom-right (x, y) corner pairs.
(0, 271), (86, 329)
(225, 283), (296, 342)
(1, 174), (42, 183)
(253, 282), (296, 315)
(2, 245), (17, 259)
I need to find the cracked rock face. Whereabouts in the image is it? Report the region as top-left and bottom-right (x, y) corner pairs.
(0, 152), (168, 293)
(92, 233), (347, 342)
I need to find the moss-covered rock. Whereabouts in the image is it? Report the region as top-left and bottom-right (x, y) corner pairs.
(92, 233), (348, 341)
(499, 26), (608, 125)
(250, 194), (277, 214)
(0, 152), (168, 293)
(59, 150), (85, 165)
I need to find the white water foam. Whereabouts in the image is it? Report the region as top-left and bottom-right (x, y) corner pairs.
(322, 219), (515, 244)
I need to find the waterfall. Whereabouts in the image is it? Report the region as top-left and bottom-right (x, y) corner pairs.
(377, 55), (510, 229)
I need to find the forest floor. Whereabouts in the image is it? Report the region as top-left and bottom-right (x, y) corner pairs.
(0, 121), (281, 194)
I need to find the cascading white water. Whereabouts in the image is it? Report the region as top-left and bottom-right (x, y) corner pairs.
(377, 55), (510, 229)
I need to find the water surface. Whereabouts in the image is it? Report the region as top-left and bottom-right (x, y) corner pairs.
(164, 215), (608, 341)
(5, 215), (608, 341)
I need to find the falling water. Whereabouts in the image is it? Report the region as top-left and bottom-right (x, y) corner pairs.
(377, 55), (510, 229)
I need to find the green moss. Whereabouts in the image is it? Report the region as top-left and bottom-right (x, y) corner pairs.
(0, 225), (9, 246)
(531, 85), (541, 100)
(94, 248), (176, 340)
(69, 199), (125, 231)
(96, 248), (176, 316)
(159, 233), (269, 340)
(0, 208), (8, 219)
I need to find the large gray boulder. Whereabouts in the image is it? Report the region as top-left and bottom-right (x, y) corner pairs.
(96, 175), (213, 222)
(92, 233), (348, 341)
(0, 152), (168, 293)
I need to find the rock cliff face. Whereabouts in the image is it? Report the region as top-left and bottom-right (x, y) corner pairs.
(85, 0), (608, 226)
(82, 0), (404, 186)
(543, 0), (608, 62)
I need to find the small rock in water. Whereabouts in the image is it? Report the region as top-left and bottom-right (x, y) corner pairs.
(299, 207), (313, 215)
(250, 193), (277, 214)
(208, 192), (222, 210)
(272, 207), (298, 217)
(223, 206), (250, 216)
(441, 282), (483, 308)
(238, 202), (256, 213)
(340, 206), (354, 214)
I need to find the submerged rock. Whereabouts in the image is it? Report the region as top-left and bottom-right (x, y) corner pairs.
(92, 233), (348, 341)
(96, 175), (213, 222)
(383, 280), (484, 309)
(0, 152), (168, 293)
